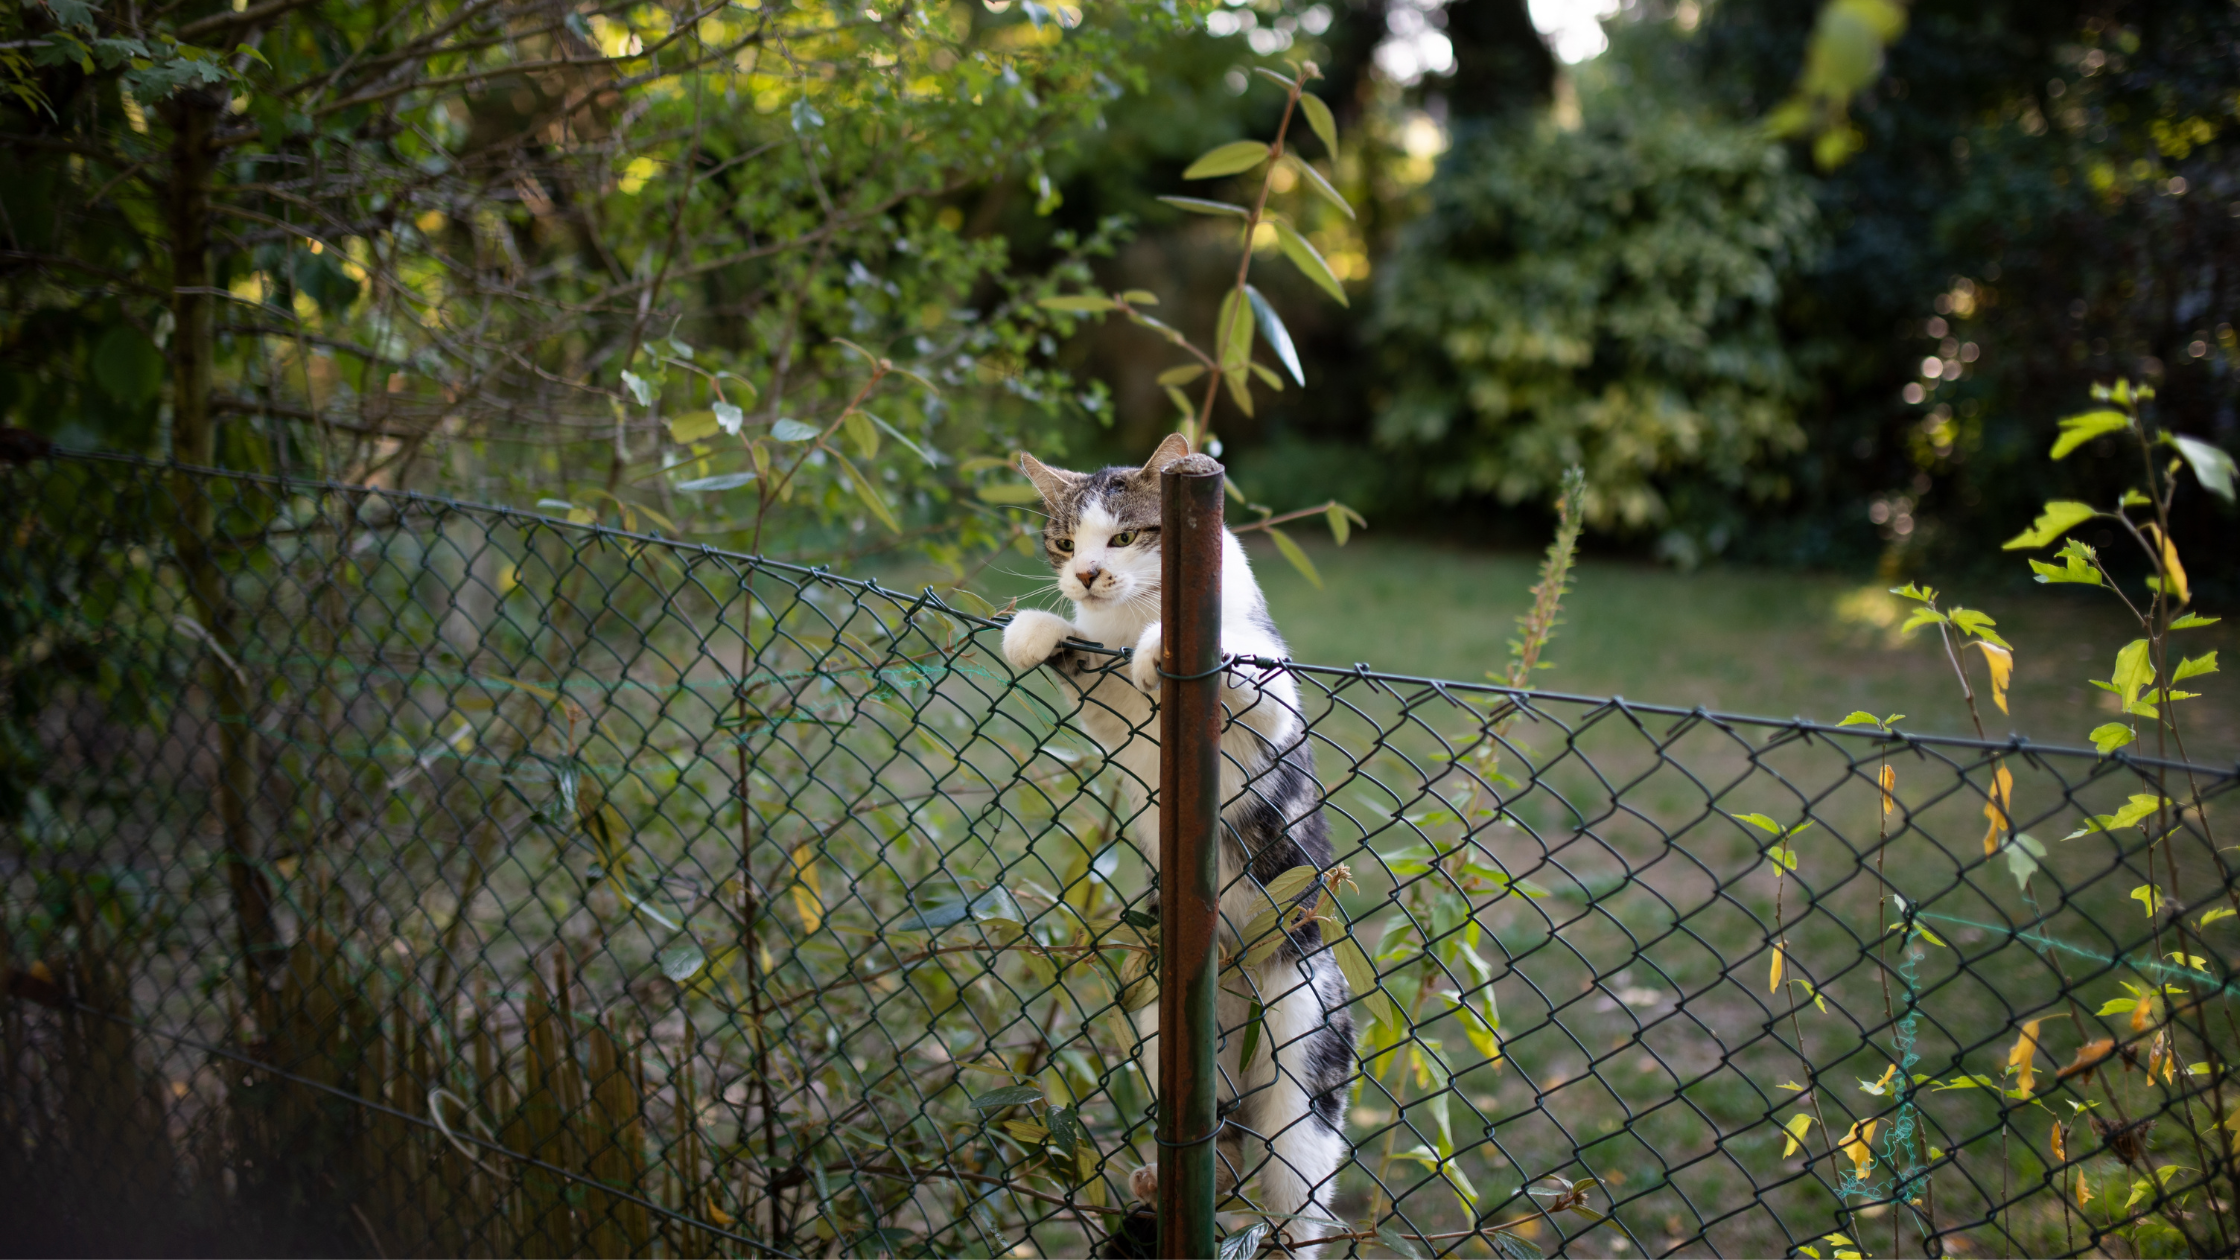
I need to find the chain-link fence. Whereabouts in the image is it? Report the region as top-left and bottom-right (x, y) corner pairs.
(4, 451), (2236, 1258)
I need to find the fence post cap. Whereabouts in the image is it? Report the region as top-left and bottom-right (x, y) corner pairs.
(1160, 452), (1224, 478)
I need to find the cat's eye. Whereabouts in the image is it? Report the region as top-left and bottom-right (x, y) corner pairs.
(1110, 532), (1135, 547)
(1055, 538), (1074, 552)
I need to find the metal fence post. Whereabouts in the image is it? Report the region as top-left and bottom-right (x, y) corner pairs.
(1158, 451), (1223, 1260)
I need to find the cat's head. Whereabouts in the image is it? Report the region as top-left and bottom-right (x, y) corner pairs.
(1018, 432), (1191, 607)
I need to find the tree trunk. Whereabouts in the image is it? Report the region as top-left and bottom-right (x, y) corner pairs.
(165, 87), (280, 974)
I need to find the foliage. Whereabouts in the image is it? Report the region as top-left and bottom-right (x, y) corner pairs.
(0, 0), (1203, 570)
(1870, 377), (2235, 1255)
(1371, 56), (1820, 549)
(1691, 0), (2240, 580)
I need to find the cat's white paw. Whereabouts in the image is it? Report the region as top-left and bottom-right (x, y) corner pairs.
(1128, 621), (1164, 693)
(1127, 1165), (1157, 1204)
(1002, 610), (1077, 673)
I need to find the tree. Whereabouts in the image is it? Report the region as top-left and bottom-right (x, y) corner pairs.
(1, 0), (1194, 568)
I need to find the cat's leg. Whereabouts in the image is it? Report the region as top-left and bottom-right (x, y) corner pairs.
(1003, 609), (1081, 672)
(1126, 619), (1163, 693)
(1240, 962), (1351, 1256)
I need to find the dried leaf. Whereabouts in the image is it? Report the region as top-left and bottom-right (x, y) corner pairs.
(2057, 1039), (2116, 1085)
(1972, 641), (2014, 714)
(2009, 1017), (2046, 1097)
(1879, 764), (1896, 815)
(1769, 941), (1786, 993)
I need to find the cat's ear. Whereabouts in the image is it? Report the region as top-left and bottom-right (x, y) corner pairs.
(1018, 452), (1083, 504)
(1139, 431), (1191, 477)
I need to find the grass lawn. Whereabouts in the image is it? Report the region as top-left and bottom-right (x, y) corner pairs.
(967, 533), (2237, 764)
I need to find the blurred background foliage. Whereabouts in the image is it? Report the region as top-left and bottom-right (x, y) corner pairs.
(3, 0), (2235, 586)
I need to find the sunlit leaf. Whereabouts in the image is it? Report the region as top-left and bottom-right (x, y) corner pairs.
(1325, 502), (1350, 546)
(2170, 612), (2222, 630)
(1281, 153), (1354, 219)
(789, 843), (823, 934)
(2065, 792), (2170, 838)
(2173, 434), (2237, 501)
(2002, 500), (2099, 550)
(1183, 139), (1273, 179)
(1271, 219), (1348, 306)
(1037, 294), (1118, 313)
(668, 409), (722, 443)
(1781, 1112), (1815, 1157)
(1157, 364), (1207, 387)
(2049, 409), (2130, 458)
(2172, 650), (2218, 683)
(771, 418), (820, 442)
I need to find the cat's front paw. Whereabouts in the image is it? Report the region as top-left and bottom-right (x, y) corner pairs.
(1002, 610), (1078, 673)
(1128, 621), (1164, 693)
(1127, 1165), (1157, 1203)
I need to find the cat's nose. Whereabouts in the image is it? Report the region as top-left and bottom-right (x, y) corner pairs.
(1075, 562), (1103, 586)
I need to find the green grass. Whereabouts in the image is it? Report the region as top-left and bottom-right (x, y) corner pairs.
(971, 533), (2237, 763)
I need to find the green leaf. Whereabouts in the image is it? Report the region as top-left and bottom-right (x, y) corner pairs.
(1236, 998), (1264, 1071)
(1889, 582), (1937, 603)
(844, 410), (880, 460)
(1120, 289), (1158, 305)
(771, 418), (820, 442)
(2173, 650), (2218, 682)
(2173, 435), (2237, 501)
(657, 941), (706, 982)
(621, 370), (656, 407)
(971, 1084), (1043, 1109)
(1376, 1224), (1427, 1260)
(978, 483), (1043, 505)
(1733, 812), (1782, 835)
(1768, 844), (1798, 872)
(2004, 832), (2044, 892)
(1156, 195), (1250, 218)
(1046, 1105), (1084, 1160)
(1183, 140), (1273, 179)
(2170, 612), (2222, 630)
(1245, 285), (1304, 386)
(2049, 409), (2131, 459)
(2029, 538), (2103, 586)
(2088, 722), (2135, 755)
(1949, 607), (2009, 647)
(675, 472), (757, 492)
(1325, 502), (1350, 546)
(2131, 884), (2167, 917)
(833, 450), (901, 533)
(1157, 364), (1206, 387)
(1251, 66), (1297, 91)
(1271, 219), (1349, 307)
(1037, 294), (1118, 313)
(2096, 997), (2138, 1016)
(1249, 363), (1285, 391)
(2110, 639), (2155, 704)
(1332, 934), (1398, 1030)
(1297, 91), (1338, 161)
(668, 409), (722, 444)
(1281, 154), (1354, 219)
(1837, 711), (1880, 726)
(1899, 607), (1948, 634)
(2198, 907), (2236, 928)
(1267, 526), (1322, 588)
(2003, 500), (2099, 550)
(2066, 792), (2170, 838)
(1217, 1222), (1270, 1260)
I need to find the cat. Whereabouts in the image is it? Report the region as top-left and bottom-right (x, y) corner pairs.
(999, 433), (1355, 1255)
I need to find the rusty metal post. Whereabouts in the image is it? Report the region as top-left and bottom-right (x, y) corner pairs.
(1158, 451), (1223, 1260)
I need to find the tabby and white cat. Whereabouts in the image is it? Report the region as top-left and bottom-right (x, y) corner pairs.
(999, 434), (1354, 1252)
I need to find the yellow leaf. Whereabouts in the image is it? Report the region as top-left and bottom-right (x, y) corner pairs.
(2008, 1017), (2046, 1097)
(2050, 1120), (2066, 1164)
(1782, 1113), (1816, 1157)
(1769, 941), (1786, 993)
(1839, 1119), (1878, 1179)
(789, 843), (823, 935)
(1982, 764), (2014, 856)
(706, 1200), (735, 1226)
(1972, 641), (2014, 714)
(1879, 764), (1896, 816)
(2144, 523), (2189, 606)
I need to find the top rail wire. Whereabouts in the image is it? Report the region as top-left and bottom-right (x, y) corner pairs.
(3, 452), (2236, 1259)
